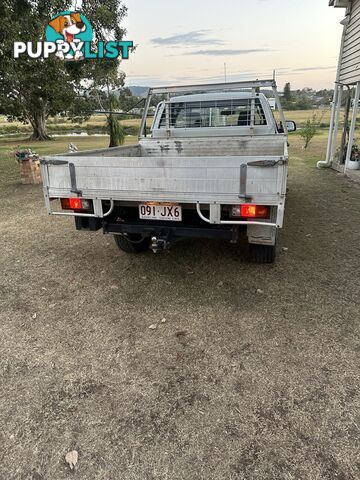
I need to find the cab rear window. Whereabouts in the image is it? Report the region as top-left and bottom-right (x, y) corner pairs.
(159, 99), (267, 128)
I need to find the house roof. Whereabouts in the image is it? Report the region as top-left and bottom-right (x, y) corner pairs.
(329, 0), (350, 7)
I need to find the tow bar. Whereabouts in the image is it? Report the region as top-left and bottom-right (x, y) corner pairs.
(151, 236), (169, 253)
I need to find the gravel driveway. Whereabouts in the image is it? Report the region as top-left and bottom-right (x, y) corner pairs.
(0, 155), (359, 480)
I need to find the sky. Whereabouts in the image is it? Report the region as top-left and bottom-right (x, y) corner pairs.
(122, 0), (345, 90)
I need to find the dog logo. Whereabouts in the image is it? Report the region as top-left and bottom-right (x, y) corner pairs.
(45, 11), (93, 60)
(14, 11), (133, 61)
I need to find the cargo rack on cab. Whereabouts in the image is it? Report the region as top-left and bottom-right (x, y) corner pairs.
(139, 79), (288, 138)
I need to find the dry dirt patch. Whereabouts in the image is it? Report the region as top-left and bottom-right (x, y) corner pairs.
(0, 150), (359, 479)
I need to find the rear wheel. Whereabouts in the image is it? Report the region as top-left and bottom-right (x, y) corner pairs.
(114, 234), (150, 253)
(249, 244), (276, 264)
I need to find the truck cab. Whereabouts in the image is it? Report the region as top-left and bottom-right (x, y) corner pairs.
(151, 92), (277, 138)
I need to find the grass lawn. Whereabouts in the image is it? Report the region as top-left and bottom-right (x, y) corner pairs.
(274, 108), (332, 125)
(0, 109), (336, 137)
(0, 134), (137, 156)
(0, 115), (150, 136)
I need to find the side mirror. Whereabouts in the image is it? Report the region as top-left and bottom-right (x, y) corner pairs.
(286, 120), (297, 132)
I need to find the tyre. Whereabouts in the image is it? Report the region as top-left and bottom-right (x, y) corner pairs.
(249, 244), (276, 264)
(114, 234), (150, 253)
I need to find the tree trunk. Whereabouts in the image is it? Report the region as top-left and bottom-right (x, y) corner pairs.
(107, 114), (124, 147)
(29, 113), (51, 141)
(109, 137), (117, 148)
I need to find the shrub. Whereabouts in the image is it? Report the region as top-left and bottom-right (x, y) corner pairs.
(299, 112), (325, 149)
(107, 115), (125, 147)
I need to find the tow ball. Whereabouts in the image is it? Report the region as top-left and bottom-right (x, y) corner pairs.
(151, 236), (169, 253)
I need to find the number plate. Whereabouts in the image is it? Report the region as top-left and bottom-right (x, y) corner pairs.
(139, 203), (182, 221)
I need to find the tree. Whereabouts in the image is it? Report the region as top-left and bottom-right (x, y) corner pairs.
(5, 55), (90, 140)
(316, 89), (334, 106)
(151, 94), (167, 108)
(87, 58), (128, 146)
(107, 115), (125, 148)
(0, 0), (128, 140)
(100, 93), (125, 147)
(283, 83), (292, 102)
(295, 97), (313, 110)
(299, 112), (325, 149)
(117, 87), (142, 112)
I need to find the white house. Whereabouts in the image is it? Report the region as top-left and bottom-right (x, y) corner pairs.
(319, 0), (360, 173)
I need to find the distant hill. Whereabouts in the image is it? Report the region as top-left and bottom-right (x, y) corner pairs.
(128, 86), (149, 97)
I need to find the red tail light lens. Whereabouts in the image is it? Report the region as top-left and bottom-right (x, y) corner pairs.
(231, 204), (270, 219)
(60, 198), (91, 211)
(241, 204), (270, 218)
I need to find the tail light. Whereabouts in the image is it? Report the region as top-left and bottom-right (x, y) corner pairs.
(231, 204), (270, 219)
(60, 198), (92, 211)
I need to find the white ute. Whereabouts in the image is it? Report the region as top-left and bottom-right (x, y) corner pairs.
(40, 79), (296, 263)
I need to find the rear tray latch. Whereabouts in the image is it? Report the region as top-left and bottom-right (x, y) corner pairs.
(69, 162), (82, 196)
(239, 163), (252, 201)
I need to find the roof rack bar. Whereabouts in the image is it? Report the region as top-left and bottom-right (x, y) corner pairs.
(149, 79), (276, 95)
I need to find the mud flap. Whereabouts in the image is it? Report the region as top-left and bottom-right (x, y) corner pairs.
(247, 224), (277, 246)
